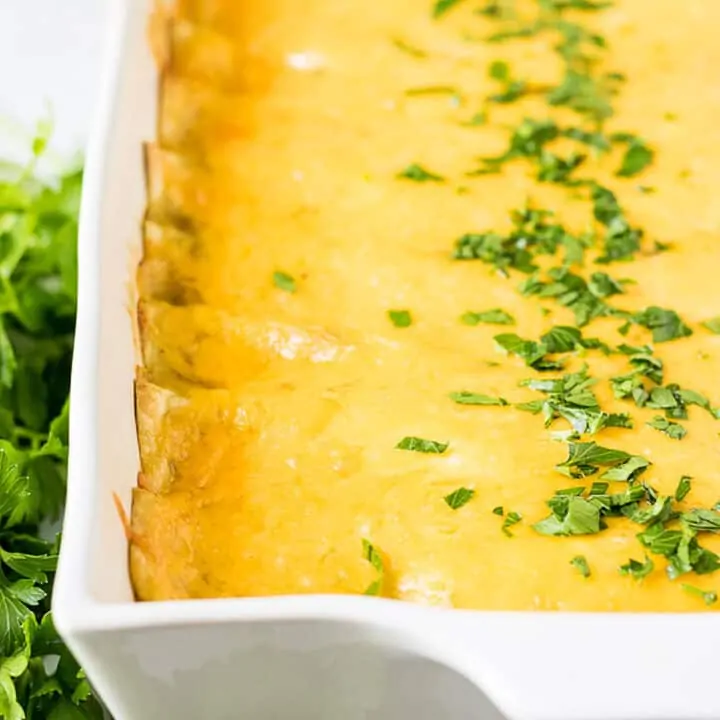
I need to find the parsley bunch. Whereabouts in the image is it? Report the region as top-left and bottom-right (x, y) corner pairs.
(0, 130), (100, 719)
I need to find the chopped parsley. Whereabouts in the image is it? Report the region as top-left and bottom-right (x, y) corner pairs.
(432, 0), (467, 18)
(487, 61), (531, 104)
(494, 332), (564, 371)
(681, 584), (718, 606)
(449, 391), (508, 406)
(570, 555), (591, 578)
(681, 508), (720, 533)
(701, 317), (720, 334)
(444, 487), (475, 509)
(675, 475), (692, 502)
(460, 308), (515, 325)
(453, 206), (581, 276)
(647, 416), (687, 440)
(492, 506), (505, 516)
(392, 38), (428, 58)
(406, 85), (462, 98)
(461, 111), (488, 127)
(633, 306), (692, 343)
(591, 184), (644, 264)
(361, 539), (385, 596)
(273, 271), (297, 293)
(534, 494), (600, 536)
(555, 441), (649, 480)
(518, 367), (631, 435)
(502, 511), (523, 536)
(615, 136), (655, 177)
(488, 60), (510, 81)
(519, 267), (626, 326)
(397, 163), (445, 182)
(540, 325), (586, 353)
(431, 0), (720, 596)
(395, 436), (449, 454)
(619, 556), (654, 580)
(388, 309), (413, 327)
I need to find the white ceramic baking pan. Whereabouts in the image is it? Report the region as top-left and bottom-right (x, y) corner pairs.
(52, 1), (720, 718)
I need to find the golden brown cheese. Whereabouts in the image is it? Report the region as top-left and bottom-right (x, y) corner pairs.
(132, 0), (720, 610)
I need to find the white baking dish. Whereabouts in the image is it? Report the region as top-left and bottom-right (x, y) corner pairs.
(52, 1), (720, 718)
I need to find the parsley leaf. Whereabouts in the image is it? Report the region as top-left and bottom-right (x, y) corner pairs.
(392, 39), (428, 58)
(519, 267), (626, 326)
(502, 511), (523, 536)
(432, 0), (467, 18)
(675, 476), (692, 502)
(681, 583), (717, 606)
(388, 309), (412, 328)
(647, 415), (687, 440)
(540, 325), (585, 353)
(633, 306), (692, 343)
(444, 487), (475, 509)
(616, 137), (654, 177)
(449, 392), (508, 406)
(701, 317), (720, 334)
(520, 366), (631, 435)
(600, 455), (651, 481)
(488, 60), (510, 81)
(396, 436), (449, 454)
(619, 556), (654, 580)
(453, 206), (578, 277)
(681, 509), (720, 533)
(494, 333), (564, 371)
(534, 495), (600, 536)
(460, 308), (515, 325)
(273, 271), (297, 293)
(361, 539), (385, 596)
(570, 555), (591, 577)
(591, 184), (643, 263)
(556, 441), (636, 479)
(397, 163), (445, 182)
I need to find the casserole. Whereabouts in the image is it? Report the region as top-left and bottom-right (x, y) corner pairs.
(53, 0), (720, 718)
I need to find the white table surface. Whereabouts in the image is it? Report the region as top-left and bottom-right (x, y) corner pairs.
(0, 0), (107, 161)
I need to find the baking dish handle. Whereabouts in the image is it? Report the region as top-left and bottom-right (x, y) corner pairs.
(415, 610), (720, 720)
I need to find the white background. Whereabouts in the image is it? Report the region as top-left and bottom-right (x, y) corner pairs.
(0, 0), (107, 161)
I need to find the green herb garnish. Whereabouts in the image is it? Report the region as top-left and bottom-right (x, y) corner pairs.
(396, 436), (449, 454)
(444, 487), (476, 509)
(362, 539), (385, 596)
(701, 317), (720, 334)
(0, 132), (102, 716)
(647, 416), (687, 440)
(534, 495), (600, 536)
(432, 0), (467, 18)
(388, 309), (413, 328)
(615, 136), (654, 177)
(449, 392), (508, 406)
(494, 332), (564, 371)
(397, 163), (445, 182)
(519, 367), (631, 435)
(392, 38), (428, 58)
(570, 555), (591, 577)
(675, 476), (692, 502)
(273, 271), (297, 293)
(633, 306), (692, 343)
(460, 309), (515, 325)
(681, 583), (718, 606)
(620, 556), (654, 580)
(502, 511), (523, 536)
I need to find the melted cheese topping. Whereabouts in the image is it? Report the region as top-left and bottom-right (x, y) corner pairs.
(132, 0), (720, 610)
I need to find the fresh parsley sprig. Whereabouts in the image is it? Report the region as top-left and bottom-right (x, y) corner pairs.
(0, 130), (100, 717)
